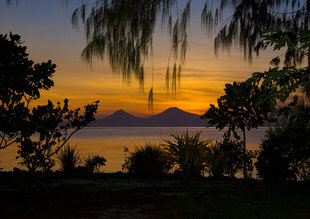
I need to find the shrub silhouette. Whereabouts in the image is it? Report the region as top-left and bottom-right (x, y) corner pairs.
(205, 142), (225, 178)
(57, 144), (81, 173)
(83, 155), (106, 174)
(57, 146), (107, 175)
(163, 131), (211, 176)
(256, 126), (310, 182)
(122, 145), (171, 177)
(205, 140), (255, 178)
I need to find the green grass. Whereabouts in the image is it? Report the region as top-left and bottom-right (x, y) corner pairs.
(0, 172), (309, 218)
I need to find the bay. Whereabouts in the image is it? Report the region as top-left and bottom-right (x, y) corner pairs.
(0, 127), (269, 173)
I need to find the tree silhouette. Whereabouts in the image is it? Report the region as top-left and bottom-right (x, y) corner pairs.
(0, 33), (55, 149)
(0, 33), (99, 172)
(201, 81), (275, 178)
(246, 28), (310, 116)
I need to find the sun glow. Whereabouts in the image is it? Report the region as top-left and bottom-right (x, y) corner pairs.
(1, 1), (277, 118)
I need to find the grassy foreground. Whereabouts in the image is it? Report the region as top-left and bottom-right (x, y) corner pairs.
(0, 172), (309, 218)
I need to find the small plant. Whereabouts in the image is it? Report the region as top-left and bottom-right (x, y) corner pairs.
(57, 145), (107, 175)
(122, 145), (171, 177)
(205, 142), (225, 178)
(84, 155), (106, 173)
(205, 140), (255, 178)
(57, 144), (81, 173)
(163, 131), (211, 176)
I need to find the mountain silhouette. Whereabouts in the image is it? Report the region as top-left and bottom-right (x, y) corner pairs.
(90, 107), (208, 127)
(94, 109), (145, 126)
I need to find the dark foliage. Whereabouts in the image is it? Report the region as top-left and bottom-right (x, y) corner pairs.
(163, 131), (211, 176)
(57, 145), (107, 175)
(246, 66), (310, 106)
(205, 140), (256, 178)
(57, 144), (81, 173)
(0, 33), (55, 149)
(256, 125), (310, 182)
(201, 82), (275, 137)
(70, 0), (310, 80)
(210, 1), (310, 66)
(201, 81), (274, 178)
(17, 99), (99, 172)
(122, 145), (171, 177)
(83, 155), (107, 173)
(0, 32), (99, 172)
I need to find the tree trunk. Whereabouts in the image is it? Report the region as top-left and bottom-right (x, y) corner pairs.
(306, 0), (310, 67)
(242, 128), (247, 179)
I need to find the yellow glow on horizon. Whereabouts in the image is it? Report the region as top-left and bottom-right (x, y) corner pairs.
(1, 1), (282, 119)
(32, 46), (275, 118)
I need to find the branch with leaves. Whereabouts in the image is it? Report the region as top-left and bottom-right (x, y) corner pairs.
(17, 99), (99, 172)
(0, 33), (55, 149)
(0, 32), (100, 172)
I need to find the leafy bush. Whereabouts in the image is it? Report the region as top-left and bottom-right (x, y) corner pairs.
(122, 145), (171, 177)
(83, 155), (106, 173)
(57, 146), (106, 174)
(256, 127), (310, 182)
(163, 131), (211, 176)
(205, 140), (255, 178)
(204, 142), (225, 178)
(57, 144), (81, 173)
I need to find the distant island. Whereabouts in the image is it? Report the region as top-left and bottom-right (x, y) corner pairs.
(89, 107), (208, 127)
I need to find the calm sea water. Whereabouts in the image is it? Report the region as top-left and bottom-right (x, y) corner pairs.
(0, 127), (269, 173)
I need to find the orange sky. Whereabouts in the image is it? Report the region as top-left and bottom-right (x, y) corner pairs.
(0, 1), (278, 118)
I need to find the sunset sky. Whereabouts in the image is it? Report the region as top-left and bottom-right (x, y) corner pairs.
(0, 0), (278, 118)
